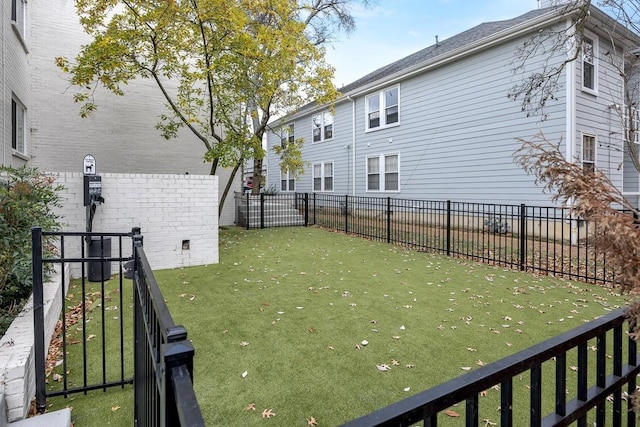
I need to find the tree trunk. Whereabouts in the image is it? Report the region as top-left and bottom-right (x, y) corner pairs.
(251, 158), (263, 195)
(219, 161), (242, 217)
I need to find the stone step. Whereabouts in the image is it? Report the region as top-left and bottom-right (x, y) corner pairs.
(8, 410), (71, 427)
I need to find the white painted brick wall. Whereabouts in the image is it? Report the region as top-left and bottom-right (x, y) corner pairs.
(51, 172), (219, 274)
(0, 265), (69, 422)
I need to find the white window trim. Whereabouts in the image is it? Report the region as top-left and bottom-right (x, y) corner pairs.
(312, 162), (334, 192)
(11, 0), (28, 53)
(311, 111), (334, 143)
(365, 85), (400, 132)
(366, 153), (400, 193)
(12, 95), (27, 157)
(280, 123), (295, 148)
(280, 170), (295, 192)
(581, 30), (598, 95)
(581, 133), (596, 172)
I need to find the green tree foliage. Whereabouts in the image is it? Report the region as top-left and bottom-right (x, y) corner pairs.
(0, 166), (63, 335)
(56, 0), (369, 213)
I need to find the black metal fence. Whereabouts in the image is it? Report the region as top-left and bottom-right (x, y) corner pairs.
(236, 193), (618, 286)
(131, 229), (204, 426)
(32, 227), (204, 426)
(342, 307), (639, 427)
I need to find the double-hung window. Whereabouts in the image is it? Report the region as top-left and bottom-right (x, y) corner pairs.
(280, 124), (295, 148)
(312, 162), (334, 192)
(582, 32), (598, 93)
(11, 97), (26, 155)
(367, 153), (399, 192)
(280, 170), (295, 192)
(366, 86), (399, 130)
(582, 134), (596, 173)
(312, 111), (333, 143)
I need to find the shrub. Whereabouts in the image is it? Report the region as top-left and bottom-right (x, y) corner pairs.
(0, 166), (63, 335)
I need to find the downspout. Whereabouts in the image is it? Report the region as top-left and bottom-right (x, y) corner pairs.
(566, 18), (577, 162)
(347, 95), (356, 195)
(565, 18), (578, 244)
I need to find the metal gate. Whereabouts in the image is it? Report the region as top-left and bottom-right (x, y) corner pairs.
(32, 227), (137, 410)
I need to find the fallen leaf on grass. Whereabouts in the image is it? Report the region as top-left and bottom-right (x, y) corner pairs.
(307, 417), (318, 426)
(476, 360), (485, 366)
(261, 409), (276, 419)
(444, 410), (460, 417)
(111, 405), (120, 412)
(308, 327), (315, 333)
(466, 347), (477, 352)
(480, 390), (488, 397)
(376, 364), (390, 371)
(241, 371), (248, 378)
(405, 364), (414, 368)
(461, 367), (471, 371)
(246, 403), (256, 411)
(570, 366), (578, 372)
(391, 359), (400, 366)
(240, 342), (249, 347)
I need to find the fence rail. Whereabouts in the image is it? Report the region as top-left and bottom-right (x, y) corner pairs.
(32, 227), (204, 426)
(341, 307), (639, 427)
(236, 193), (619, 286)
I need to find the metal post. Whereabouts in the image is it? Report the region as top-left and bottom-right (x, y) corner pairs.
(344, 195), (349, 233)
(519, 204), (526, 271)
(387, 197), (391, 244)
(304, 193), (309, 227)
(260, 193), (265, 229)
(245, 192), (250, 230)
(446, 201), (451, 256)
(32, 227), (46, 414)
(312, 193), (316, 225)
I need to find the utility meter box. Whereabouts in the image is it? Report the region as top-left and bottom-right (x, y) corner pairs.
(83, 175), (102, 206)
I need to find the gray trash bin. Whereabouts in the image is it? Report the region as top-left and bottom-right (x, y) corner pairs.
(88, 237), (111, 282)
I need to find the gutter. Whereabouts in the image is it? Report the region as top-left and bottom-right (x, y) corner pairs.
(347, 95), (356, 195)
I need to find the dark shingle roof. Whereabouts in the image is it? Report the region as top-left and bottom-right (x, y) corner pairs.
(337, 6), (559, 94)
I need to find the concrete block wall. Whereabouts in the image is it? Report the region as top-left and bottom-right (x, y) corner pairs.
(0, 265), (69, 422)
(51, 172), (219, 274)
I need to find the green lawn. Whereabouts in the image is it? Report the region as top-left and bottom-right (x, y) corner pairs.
(47, 226), (629, 426)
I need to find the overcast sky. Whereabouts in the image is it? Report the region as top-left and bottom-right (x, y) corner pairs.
(324, 0), (543, 88)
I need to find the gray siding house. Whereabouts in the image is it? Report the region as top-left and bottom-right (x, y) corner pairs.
(266, 3), (640, 207)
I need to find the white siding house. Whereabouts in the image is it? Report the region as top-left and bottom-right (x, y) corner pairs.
(2, 1), (238, 225)
(266, 4), (640, 208)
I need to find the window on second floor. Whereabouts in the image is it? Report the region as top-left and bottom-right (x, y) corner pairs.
(280, 169), (295, 192)
(280, 124), (295, 148)
(11, 0), (26, 40)
(12, 97), (26, 155)
(312, 162), (334, 192)
(366, 86), (399, 131)
(367, 153), (399, 192)
(312, 111), (333, 143)
(582, 134), (596, 173)
(582, 33), (598, 93)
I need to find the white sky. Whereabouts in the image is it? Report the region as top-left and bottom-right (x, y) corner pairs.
(325, 0), (542, 88)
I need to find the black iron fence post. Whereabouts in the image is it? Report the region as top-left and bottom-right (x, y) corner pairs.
(446, 200), (451, 256)
(344, 195), (349, 233)
(304, 193), (309, 227)
(312, 193), (316, 225)
(387, 197), (391, 244)
(260, 194), (265, 229)
(32, 227), (46, 414)
(162, 326), (195, 426)
(519, 204), (526, 271)
(245, 193), (250, 230)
